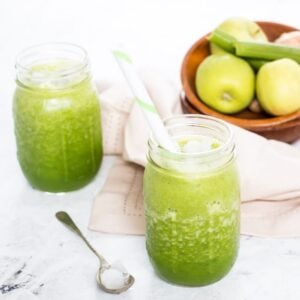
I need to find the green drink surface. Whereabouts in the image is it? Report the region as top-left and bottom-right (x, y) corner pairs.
(144, 142), (240, 286)
(13, 71), (103, 192)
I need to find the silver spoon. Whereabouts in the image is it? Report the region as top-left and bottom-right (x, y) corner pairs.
(55, 211), (135, 294)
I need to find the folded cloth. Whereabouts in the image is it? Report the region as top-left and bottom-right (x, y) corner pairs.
(89, 71), (300, 237)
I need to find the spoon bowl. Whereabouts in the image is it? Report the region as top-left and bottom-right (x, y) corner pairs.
(96, 265), (135, 294)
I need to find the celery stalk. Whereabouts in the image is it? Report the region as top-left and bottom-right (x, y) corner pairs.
(246, 58), (269, 70)
(235, 41), (300, 63)
(208, 29), (300, 66)
(207, 29), (236, 53)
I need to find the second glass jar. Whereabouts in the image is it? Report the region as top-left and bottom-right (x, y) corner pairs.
(13, 43), (103, 192)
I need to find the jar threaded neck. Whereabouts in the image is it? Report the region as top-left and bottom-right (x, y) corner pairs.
(148, 115), (235, 173)
(15, 43), (90, 89)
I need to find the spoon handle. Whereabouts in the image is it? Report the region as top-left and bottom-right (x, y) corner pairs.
(56, 211), (109, 266)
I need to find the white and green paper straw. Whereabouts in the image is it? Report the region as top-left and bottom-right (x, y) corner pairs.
(112, 49), (179, 152)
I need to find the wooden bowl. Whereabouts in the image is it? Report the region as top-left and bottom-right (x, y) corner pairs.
(181, 21), (300, 143)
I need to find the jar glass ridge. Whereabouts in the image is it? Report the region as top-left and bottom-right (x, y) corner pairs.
(15, 43), (90, 90)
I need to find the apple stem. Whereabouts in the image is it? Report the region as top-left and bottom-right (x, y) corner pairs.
(221, 92), (232, 102)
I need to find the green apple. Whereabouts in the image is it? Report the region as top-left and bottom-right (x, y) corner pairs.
(195, 54), (255, 114)
(210, 17), (268, 54)
(256, 58), (300, 116)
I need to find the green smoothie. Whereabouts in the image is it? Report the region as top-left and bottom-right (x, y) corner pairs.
(144, 136), (240, 286)
(13, 59), (102, 192)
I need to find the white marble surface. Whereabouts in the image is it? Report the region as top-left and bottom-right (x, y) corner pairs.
(1, 0), (300, 299)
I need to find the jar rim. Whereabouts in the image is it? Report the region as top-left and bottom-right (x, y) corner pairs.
(15, 42), (89, 81)
(148, 115), (235, 173)
(148, 114), (234, 159)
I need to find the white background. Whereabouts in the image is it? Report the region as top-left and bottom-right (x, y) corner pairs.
(1, 0), (300, 299)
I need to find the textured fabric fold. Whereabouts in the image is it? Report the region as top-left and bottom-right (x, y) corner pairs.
(89, 157), (145, 235)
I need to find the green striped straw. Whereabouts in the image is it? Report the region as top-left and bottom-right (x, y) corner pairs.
(112, 49), (179, 153)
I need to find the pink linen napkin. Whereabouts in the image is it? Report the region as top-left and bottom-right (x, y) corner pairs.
(89, 71), (300, 237)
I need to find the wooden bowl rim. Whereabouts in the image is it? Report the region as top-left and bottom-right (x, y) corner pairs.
(180, 93), (300, 131)
(181, 21), (300, 130)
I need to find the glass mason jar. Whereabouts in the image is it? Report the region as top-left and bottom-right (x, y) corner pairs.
(144, 115), (240, 286)
(13, 43), (103, 192)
